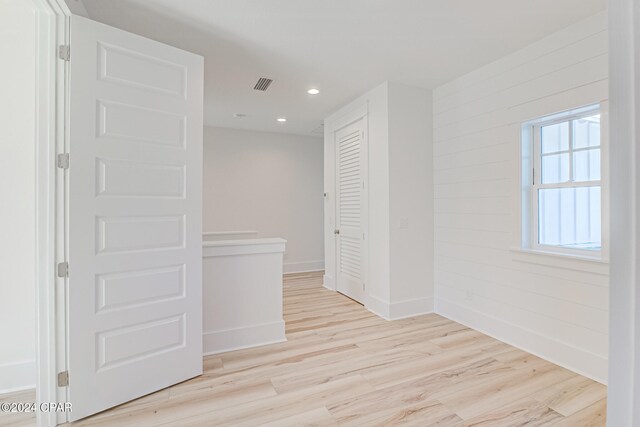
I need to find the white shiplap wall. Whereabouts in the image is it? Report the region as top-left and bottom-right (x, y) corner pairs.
(433, 11), (609, 383)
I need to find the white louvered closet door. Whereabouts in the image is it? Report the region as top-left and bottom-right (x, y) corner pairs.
(335, 119), (366, 304)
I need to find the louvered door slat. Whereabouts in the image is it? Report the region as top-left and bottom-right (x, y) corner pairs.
(335, 119), (365, 303)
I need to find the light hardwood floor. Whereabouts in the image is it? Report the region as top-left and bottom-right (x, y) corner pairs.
(1, 271), (606, 426)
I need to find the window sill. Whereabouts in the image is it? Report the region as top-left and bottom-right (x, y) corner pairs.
(510, 247), (609, 275)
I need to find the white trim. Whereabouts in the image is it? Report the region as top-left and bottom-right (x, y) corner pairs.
(365, 294), (391, 320)
(0, 360), (36, 395)
(202, 230), (258, 240)
(203, 237), (286, 246)
(524, 103), (605, 258)
(202, 238), (286, 257)
(55, 8), (70, 424)
(202, 321), (286, 356)
(607, 0), (640, 423)
(203, 230), (258, 236)
(331, 104), (369, 305)
(324, 101), (371, 313)
(33, 5), (57, 427)
(324, 103), (369, 132)
(32, 1), (70, 426)
(510, 247), (609, 275)
(283, 260), (325, 274)
(511, 246), (606, 263)
(523, 104), (601, 128)
(322, 274), (335, 291)
(366, 295), (434, 321)
(436, 298), (608, 384)
(388, 297), (435, 320)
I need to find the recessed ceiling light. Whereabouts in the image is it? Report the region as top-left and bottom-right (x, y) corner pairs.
(307, 88), (320, 95)
(233, 113), (246, 118)
(277, 117), (287, 122)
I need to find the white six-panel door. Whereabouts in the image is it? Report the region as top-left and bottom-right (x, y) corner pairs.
(335, 119), (366, 304)
(67, 16), (203, 420)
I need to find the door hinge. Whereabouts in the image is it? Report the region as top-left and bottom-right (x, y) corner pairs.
(58, 45), (70, 61)
(57, 371), (69, 387)
(57, 262), (69, 278)
(57, 153), (69, 169)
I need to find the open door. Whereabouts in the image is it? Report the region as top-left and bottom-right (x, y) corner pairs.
(335, 119), (366, 304)
(66, 16), (203, 421)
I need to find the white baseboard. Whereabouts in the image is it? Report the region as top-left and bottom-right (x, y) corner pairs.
(366, 294), (390, 319)
(203, 320), (286, 356)
(367, 295), (434, 320)
(323, 274), (335, 291)
(389, 297), (434, 320)
(284, 260), (325, 274)
(0, 359), (36, 394)
(436, 297), (608, 384)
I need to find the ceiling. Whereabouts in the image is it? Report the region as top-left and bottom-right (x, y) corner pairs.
(81, 0), (606, 136)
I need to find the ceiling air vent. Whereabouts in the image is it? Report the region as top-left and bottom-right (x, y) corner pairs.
(253, 77), (273, 91)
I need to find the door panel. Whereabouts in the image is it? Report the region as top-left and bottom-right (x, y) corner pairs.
(67, 16), (203, 421)
(335, 120), (366, 303)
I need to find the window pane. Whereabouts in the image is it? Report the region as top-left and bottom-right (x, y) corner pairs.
(541, 153), (569, 184)
(573, 148), (601, 182)
(541, 121), (569, 154)
(538, 186), (601, 250)
(573, 115), (600, 149)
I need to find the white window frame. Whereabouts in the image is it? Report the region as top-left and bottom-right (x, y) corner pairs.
(522, 104), (606, 260)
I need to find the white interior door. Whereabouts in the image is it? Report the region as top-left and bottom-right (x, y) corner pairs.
(66, 16), (203, 421)
(335, 119), (366, 304)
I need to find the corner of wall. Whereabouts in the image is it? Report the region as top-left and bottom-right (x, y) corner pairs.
(366, 294), (391, 320)
(64, 0), (90, 17)
(387, 82), (435, 309)
(366, 294), (434, 321)
(283, 260), (325, 274)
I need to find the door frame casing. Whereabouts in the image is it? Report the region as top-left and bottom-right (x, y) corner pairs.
(607, 0), (640, 424)
(32, 0), (70, 426)
(334, 116), (368, 304)
(325, 104), (369, 303)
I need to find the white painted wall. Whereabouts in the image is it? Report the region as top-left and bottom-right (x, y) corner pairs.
(607, 0), (640, 423)
(433, 12), (609, 383)
(202, 238), (286, 355)
(203, 126), (324, 273)
(64, 0), (89, 17)
(388, 83), (434, 317)
(0, 0), (37, 393)
(324, 81), (434, 319)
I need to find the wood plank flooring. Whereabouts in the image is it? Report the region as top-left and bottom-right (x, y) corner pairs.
(0, 389), (36, 427)
(0, 271), (606, 426)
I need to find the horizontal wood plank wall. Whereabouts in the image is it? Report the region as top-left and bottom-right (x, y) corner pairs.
(432, 11), (609, 383)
